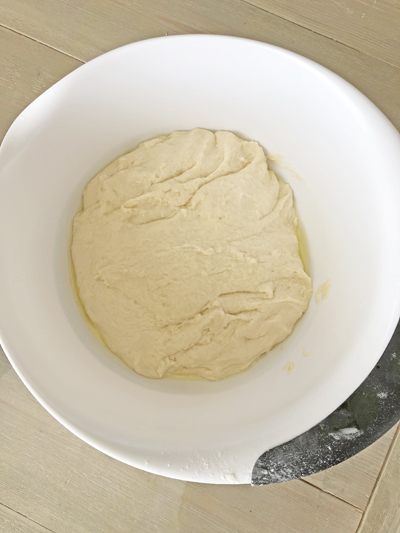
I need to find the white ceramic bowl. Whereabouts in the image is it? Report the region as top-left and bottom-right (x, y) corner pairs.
(1, 36), (400, 484)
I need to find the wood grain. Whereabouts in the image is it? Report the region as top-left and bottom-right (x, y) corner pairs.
(0, 25), (82, 142)
(306, 425), (398, 510)
(0, 504), (53, 533)
(0, 349), (363, 533)
(0, 0), (399, 131)
(243, 0), (400, 68)
(357, 426), (400, 533)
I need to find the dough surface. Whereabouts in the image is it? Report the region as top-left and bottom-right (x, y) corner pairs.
(72, 129), (312, 380)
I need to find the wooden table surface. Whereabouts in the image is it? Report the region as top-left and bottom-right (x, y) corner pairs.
(1, 1), (400, 532)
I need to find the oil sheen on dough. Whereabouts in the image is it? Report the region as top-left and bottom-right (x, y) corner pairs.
(71, 129), (312, 380)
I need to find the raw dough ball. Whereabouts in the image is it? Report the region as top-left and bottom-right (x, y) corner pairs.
(72, 129), (312, 380)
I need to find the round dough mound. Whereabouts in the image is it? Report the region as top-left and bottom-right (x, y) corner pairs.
(72, 129), (312, 380)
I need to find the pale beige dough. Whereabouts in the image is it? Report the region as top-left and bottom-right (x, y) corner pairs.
(72, 129), (312, 380)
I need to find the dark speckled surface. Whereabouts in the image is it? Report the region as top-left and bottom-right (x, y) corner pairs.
(251, 320), (400, 485)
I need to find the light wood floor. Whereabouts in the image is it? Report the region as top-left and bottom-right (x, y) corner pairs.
(1, 1), (399, 532)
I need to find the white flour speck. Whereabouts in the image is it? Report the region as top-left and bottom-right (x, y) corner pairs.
(224, 472), (238, 483)
(329, 427), (363, 441)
